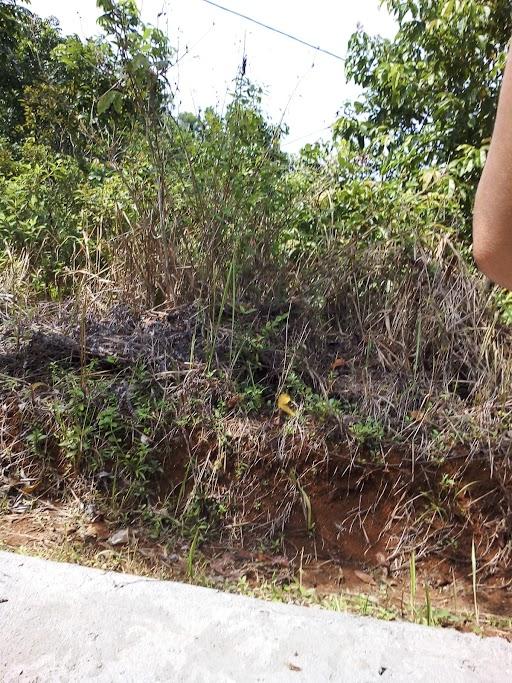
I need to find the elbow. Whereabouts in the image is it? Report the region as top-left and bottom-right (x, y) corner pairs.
(472, 213), (488, 271)
(473, 216), (512, 290)
(472, 242), (495, 280)
(472, 219), (492, 276)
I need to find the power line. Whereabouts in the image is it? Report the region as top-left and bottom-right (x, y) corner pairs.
(173, 26), (214, 65)
(282, 124), (333, 148)
(199, 0), (345, 62)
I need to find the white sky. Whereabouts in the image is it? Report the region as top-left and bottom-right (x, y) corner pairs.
(25, 0), (396, 150)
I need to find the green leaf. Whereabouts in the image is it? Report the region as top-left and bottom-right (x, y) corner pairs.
(97, 89), (122, 115)
(131, 53), (149, 71)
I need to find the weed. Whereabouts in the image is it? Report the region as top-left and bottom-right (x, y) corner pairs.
(472, 537), (479, 626)
(238, 383), (265, 413)
(410, 550), (416, 620)
(349, 419), (385, 449)
(187, 527), (201, 578)
(289, 469), (314, 534)
(425, 582), (432, 626)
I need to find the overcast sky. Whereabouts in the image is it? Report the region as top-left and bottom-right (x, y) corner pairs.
(25, 0), (396, 150)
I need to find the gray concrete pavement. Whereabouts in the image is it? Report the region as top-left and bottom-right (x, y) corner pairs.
(1, 550), (512, 682)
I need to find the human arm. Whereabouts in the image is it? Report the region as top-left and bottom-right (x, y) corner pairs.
(473, 48), (512, 289)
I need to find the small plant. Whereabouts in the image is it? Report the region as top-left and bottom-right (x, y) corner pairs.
(289, 469), (314, 534)
(424, 582), (432, 626)
(410, 550), (416, 621)
(239, 383), (265, 413)
(26, 427), (47, 456)
(187, 527), (201, 578)
(472, 537), (479, 626)
(440, 473), (457, 490)
(349, 418), (385, 448)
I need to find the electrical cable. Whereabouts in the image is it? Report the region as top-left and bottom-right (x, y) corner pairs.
(199, 0), (345, 62)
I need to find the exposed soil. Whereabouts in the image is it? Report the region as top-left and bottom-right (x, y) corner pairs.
(2, 306), (512, 639)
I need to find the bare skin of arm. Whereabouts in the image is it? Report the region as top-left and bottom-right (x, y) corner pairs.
(473, 48), (512, 290)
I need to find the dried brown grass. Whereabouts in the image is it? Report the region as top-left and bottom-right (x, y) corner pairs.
(1, 224), (512, 578)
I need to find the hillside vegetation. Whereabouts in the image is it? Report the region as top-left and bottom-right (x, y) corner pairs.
(2, 0), (512, 632)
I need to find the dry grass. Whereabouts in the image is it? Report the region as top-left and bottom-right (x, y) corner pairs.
(1, 225), (512, 585)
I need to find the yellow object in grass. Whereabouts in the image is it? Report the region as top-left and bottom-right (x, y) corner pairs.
(277, 393), (296, 417)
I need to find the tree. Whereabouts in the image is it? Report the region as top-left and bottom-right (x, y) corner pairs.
(327, 0), (512, 243)
(21, 35), (125, 156)
(338, 0), (512, 191)
(0, 1), (61, 138)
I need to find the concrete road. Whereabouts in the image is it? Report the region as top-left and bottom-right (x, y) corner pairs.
(1, 550), (512, 682)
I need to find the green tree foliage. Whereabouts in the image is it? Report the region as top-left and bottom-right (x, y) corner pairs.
(172, 81), (291, 283)
(0, 0), (509, 293)
(96, 0), (172, 104)
(0, 1), (61, 138)
(0, 137), (129, 287)
(0, 0), (139, 157)
(328, 0), (512, 241)
(344, 0), (512, 166)
(22, 36), (126, 156)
